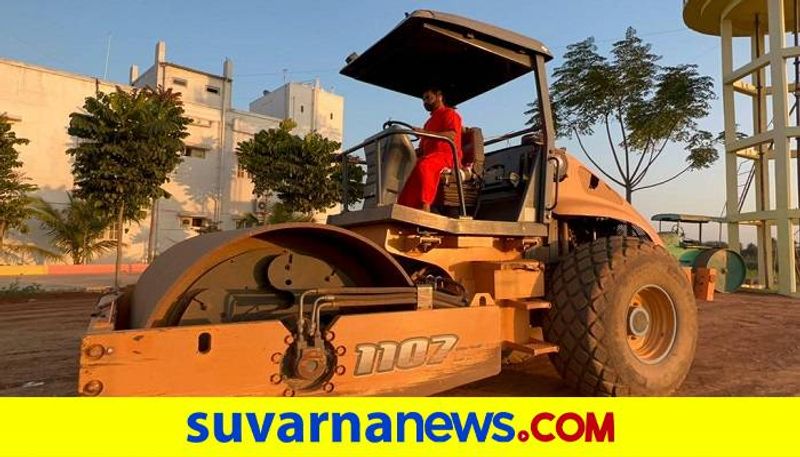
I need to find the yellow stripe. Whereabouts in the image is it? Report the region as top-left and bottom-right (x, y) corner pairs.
(0, 265), (48, 276)
(0, 398), (796, 457)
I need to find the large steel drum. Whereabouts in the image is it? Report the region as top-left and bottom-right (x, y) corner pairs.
(694, 249), (747, 293)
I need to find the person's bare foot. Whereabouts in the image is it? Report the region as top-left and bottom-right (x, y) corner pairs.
(421, 203), (431, 212)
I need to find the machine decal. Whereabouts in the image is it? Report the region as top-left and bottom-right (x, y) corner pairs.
(353, 334), (459, 376)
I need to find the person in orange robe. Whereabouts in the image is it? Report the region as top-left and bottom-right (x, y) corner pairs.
(397, 88), (463, 212)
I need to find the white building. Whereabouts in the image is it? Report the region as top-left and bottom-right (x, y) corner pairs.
(0, 41), (344, 264)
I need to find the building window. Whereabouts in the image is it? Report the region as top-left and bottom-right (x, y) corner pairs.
(182, 146), (207, 159)
(206, 85), (220, 95)
(330, 113), (334, 120)
(300, 105), (304, 113)
(180, 216), (210, 230)
(102, 222), (121, 241)
(172, 78), (188, 87)
(236, 163), (250, 179)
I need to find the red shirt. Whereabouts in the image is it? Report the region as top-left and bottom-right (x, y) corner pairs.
(420, 106), (462, 164)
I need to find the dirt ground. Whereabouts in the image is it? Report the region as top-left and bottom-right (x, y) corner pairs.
(1, 291), (798, 396)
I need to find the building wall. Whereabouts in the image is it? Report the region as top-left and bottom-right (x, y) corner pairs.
(249, 81), (344, 143)
(248, 81), (345, 224)
(0, 58), (148, 263)
(313, 87), (344, 144)
(0, 41), (343, 265)
(227, 110), (280, 218)
(162, 65), (227, 110)
(0, 59), (118, 192)
(249, 85), (288, 119)
(134, 65), (157, 89)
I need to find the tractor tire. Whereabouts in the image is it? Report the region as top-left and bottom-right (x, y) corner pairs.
(543, 236), (697, 396)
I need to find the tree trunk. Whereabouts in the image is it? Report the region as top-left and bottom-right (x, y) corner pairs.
(147, 197), (158, 263)
(623, 188), (633, 235)
(114, 203), (124, 290)
(0, 221), (6, 252)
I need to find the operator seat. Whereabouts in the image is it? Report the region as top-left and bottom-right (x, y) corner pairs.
(363, 127), (417, 208)
(436, 126), (484, 214)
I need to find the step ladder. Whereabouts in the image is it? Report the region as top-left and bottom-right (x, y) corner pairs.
(499, 297), (559, 356)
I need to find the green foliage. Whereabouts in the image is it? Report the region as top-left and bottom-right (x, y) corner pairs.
(740, 243), (759, 272)
(0, 241), (61, 265)
(684, 130), (719, 171)
(68, 86), (189, 286)
(266, 201), (315, 224)
(236, 119), (364, 215)
(67, 86), (191, 220)
(526, 28), (718, 201)
(0, 279), (43, 299)
(30, 195), (118, 265)
(0, 116), (36, 244)
(0, 242), (61, 265)
(235, 202), (315, 229)
(195, 221), (223, 235)
(234, 213), (261, 229)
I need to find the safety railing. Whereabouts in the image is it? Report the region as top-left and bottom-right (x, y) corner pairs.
(339, 127), (466, 217)
(483, 126), (536, 147)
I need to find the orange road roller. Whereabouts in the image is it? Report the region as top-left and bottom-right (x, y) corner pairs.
(79, 10), (697, 397)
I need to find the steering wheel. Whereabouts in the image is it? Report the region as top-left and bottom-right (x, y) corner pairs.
(382, 120), (419, 143)
(382, 120), (416, 131)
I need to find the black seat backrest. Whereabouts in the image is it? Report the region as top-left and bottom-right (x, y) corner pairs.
(461, 127), (484, 177)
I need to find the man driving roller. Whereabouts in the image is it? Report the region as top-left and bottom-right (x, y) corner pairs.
(397, 87), (462, 212)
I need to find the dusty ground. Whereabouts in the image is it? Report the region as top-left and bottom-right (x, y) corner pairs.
(1, 291), (798, 396)
(0, 273), (140, 292)
(0, 293), (99, 396)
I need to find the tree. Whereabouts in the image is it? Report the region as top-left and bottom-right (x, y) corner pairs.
(0, 115), (36, 251)
(0, 116), (56, 263)
(235, 202), (315, 229)
(67, 86), (190, 287)
(526, 28), (718, 202)
(236, 119), (364, 216)
(30, 195), (118, 264)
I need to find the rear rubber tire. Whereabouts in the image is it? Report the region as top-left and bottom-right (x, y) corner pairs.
(543, 236), (697, 396)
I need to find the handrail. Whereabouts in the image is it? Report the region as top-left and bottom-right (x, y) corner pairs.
(483, 126), (537, 146)
(340, 128), (466, 217)
(545, 156), (560, 211)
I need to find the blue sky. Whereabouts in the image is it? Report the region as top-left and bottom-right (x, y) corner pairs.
(1, 0), (754, 239)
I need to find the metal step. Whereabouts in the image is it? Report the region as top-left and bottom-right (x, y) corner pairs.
(502, 338), (559, 356)
(500, 298), (551, 310)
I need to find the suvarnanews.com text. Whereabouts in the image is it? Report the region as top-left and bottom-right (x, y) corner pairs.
(187, 410), (615, 444)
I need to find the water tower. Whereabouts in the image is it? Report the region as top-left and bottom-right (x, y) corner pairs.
(684, 0), (799, 296)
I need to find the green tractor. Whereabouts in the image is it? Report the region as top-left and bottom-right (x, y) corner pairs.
(652, 213), (746, 293)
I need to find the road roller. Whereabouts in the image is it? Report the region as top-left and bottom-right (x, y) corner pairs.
(652, 213), (746, 293)
(78, 10), (698, 397)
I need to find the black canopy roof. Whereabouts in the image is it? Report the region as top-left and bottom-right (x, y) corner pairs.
(651, 213), (724, 224)
(340, 10), (553, 106)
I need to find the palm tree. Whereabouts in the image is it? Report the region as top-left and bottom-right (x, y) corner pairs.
(0, 242), (60, 264)
(30, 195), (118, 264)
(0, 196), (60, 264)
(0, 238), (60, 265)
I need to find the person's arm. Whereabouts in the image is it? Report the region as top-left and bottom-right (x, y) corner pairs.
(413, 126), (456, 140)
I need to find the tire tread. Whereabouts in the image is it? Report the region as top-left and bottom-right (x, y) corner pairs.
(543, 236), (679, 396)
